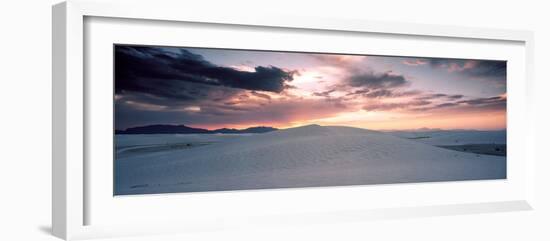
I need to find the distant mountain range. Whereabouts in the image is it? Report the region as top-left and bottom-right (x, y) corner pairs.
(115, 124), (278, 134)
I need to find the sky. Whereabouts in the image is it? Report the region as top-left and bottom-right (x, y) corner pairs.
(114, 45), (507, 131)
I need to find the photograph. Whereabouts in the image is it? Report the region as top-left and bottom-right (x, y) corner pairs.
(114, 45), (507, 195)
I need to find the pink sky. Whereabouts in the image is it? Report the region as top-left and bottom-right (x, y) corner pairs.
(115, 46), (507, 131)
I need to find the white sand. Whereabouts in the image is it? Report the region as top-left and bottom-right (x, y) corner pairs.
(115, 125), (505, 195)
(387, 130), (506, 146)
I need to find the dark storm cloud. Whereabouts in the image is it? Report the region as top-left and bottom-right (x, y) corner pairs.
(115, 46), (296, 99)
(428, 59), (506, 79)
(115, 82), (246, 114)
(348, 71), (408, 89)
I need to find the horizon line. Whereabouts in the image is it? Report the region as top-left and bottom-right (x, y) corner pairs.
(116, 123), (506, 132)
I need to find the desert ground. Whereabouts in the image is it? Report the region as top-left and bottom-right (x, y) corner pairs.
(115, 125), (506, 195)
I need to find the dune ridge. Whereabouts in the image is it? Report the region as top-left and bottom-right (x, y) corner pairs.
(115, 125), (505, 195)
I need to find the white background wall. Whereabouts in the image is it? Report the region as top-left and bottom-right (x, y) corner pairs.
(1, 0), (548, 240)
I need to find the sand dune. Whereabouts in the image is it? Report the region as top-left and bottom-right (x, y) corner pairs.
(115, 125), (505, 195)
(387, 129), (506, 146)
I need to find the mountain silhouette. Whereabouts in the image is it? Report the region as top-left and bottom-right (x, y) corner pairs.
(115, 124), (277, 134)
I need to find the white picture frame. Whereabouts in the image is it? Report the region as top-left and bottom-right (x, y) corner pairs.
(52, 0), (535, 240)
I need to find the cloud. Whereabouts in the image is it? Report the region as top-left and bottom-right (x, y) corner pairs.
(250, 91), (272, 100)
(363, 100), (431, 111)
(433, 102), (460, 108)
(457, 96), (504, 106)
(116, 96), (354, 130)
(115, 46), (297, 99)
(412, 95), (506, 112)
(402, 59), (428, 66)
(346, 88), (421, 99)
(402, 58), (506, 79)
(345, 89), (371, 96)
(428, 59), (506, 78)
(364, 89), (394, 98)
(348, 71), (408, 89)
(447, 94), (464, 100)
(310, 54), (366, 67)
(116, 85), (243, 111)
(113, 46), (506, 130)
(416, 93), (464, 101)
(362, 93), (505, 113)
(312, 89), (336, 97)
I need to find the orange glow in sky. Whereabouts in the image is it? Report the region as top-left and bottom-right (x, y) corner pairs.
(115, 46), (507, 131)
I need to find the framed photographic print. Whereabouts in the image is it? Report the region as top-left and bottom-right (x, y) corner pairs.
(113, 44), (508, 195)
(52, 0), (535, 240)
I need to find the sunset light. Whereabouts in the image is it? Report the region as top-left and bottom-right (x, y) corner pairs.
(115, 46), (506, 131)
